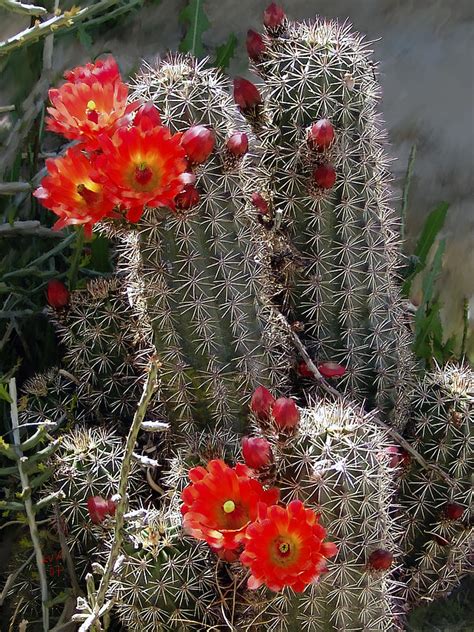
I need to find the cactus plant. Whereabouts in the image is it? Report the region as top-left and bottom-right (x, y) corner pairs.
(98, 54), (294, 433)
(232, 400), (405, 631)
(2, 3), (473, 631)
(400, 363), (473, 606)
(242, 13), (414, 426)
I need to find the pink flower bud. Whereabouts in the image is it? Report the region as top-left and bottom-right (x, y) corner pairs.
(242, 436), (273, 469)
(251, 192), (269, 214)
(46, 280), (70, 309)
(87, 496), (112, 524)
(133, 101), (161, 130)
(181, 125), (215, 164)
(250, 385), (275, 419)
(368, 549), (393, 571)
(444, 502), (464, 521)
(317, 361), (345, 378)
(263, 3), (286, 29)
(313, 164), (336, 190)
(271, 397), (300, 429)
(246, 29), (266, 61)
(226, 132), (249, 157)
(309, 119), (335, 150)
(233, 77), (262, 110)
(175, 185), (200, 210)
(297, 361), (314, 379)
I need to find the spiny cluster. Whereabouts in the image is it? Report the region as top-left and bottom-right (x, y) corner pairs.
(400, 363), (473, 605)
(50, 277), (157, 422)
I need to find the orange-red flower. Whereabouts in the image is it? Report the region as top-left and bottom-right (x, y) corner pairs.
(181, 459), (280, 558)
(46, 74), (136, 149)
(33, 147), (116, 235)
(240, 500), (338, 592)
(63, 56), (121, 86)
(95, 123), (187, 222)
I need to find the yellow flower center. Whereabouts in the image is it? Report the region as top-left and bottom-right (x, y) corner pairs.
(87, 100), (97, 111)
(223, 500), (236, 514)
(278, 541), (291, 556)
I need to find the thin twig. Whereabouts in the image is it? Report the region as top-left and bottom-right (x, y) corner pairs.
(9, 378), (50, 631)
(0, 220), (64, 238)
(77, 359), (160, 631)
(400, 144), (417, 242)
(53, 504), (83, 598)
(0, 0), (47, 15)
(0, 105), (15, 113)
(0, 182), (31, 195)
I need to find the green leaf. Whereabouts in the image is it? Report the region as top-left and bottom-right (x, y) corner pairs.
(179, 0), (210, 58)
(421, 238), (445, 307)
(403, 202), (449, 296)
(0, 383), (12, 404)
(77, 27), (93, 51)
(400, 144), (416, 241)
(214, 33), (237, 70)
(414, 202), (449, 264)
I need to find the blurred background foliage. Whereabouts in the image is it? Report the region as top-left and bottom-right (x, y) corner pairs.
(0, 2), (472, 628)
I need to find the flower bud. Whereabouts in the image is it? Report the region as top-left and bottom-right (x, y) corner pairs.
(133, 101), (161, 130)
(309, 118), (335, 150)
(181, 125), (215, 164)
(271, 397), (300, 429)
(444, 502), (464, 521)
(263, 3), (286, 29)
(87, 496), (113, 524)
(233, 77), (262, 110)
(46, 279), (70, 309)
(175, 185), (200, 210)
(368, 549), (393, 571)
(297, 361), (314, 379)
(246, 29), (266, 61)
(317, 361), (345, 378)
(250, 385), (275, 419)
(226, 132), (249, 157)
(313, 164), (336, 190)
(251, 192), (269, 214)
(242, 436), (273, 469)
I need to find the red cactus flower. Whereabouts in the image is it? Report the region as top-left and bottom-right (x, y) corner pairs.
(367, 549), (393, 571)
(241, 500), (338, 592)
(87, 495), (116, 524)
(313, 164), (336, 190)
(95, 123), (187, 222)
(250, 385), (275, 419)
(386, 446), (411, 470)
(242, 436), (273, 470)
(318, 361), (346, 378)
(247, 29), (266, 61)
(227, 132), (249, 157)
(34, 147), (117, 235)
(46, 73), (137, 149)
(181, 125), (215, 164)
(234, 77), (262, 110)
(271, 397), (300, 430)
(64, 56), (121, 86)
(263, 3), (286, 30)
(181, 459), (279, 555)
(309, 119), (335, 150)
(46, 280), (70, 309)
